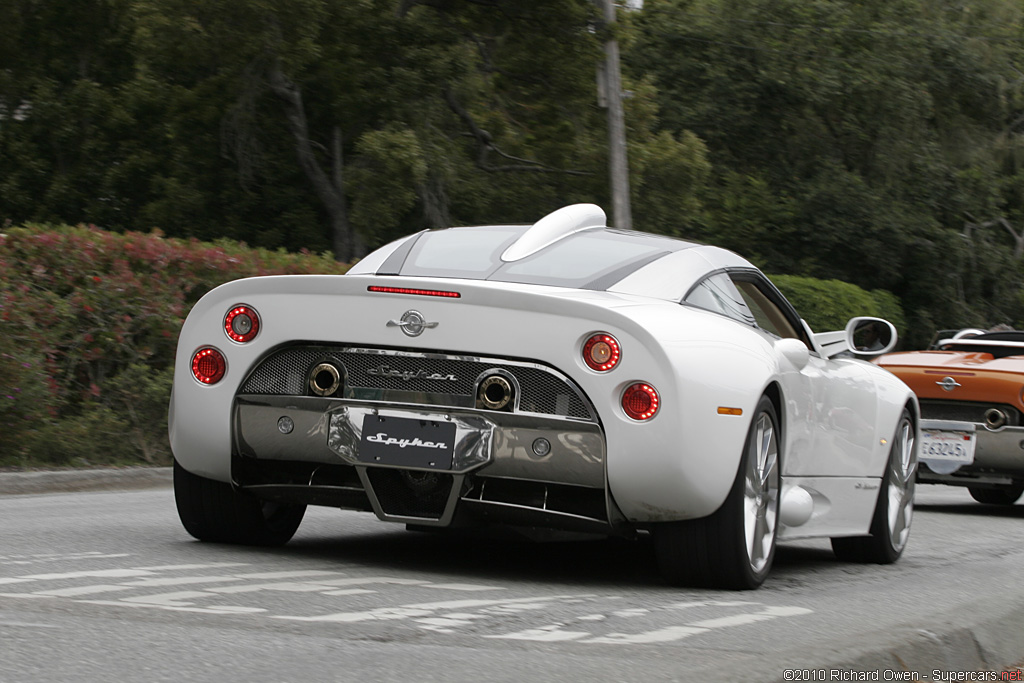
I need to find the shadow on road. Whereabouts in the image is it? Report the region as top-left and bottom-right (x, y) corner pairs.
(172, 519), (862, 592)
(283, 527), (666, 588)
(915, 500), (1024, 519)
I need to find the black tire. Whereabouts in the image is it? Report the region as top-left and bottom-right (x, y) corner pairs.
(654, 395), (781, 590)
(173, 459), (305, 546)
(831, 408), (916, 564)
(968, 483), (1024, 506)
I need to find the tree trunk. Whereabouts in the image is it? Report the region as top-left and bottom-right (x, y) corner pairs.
(268, 61), (359, 262)
(999, 218), (1024, 260)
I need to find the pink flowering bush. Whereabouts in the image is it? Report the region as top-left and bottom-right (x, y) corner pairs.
(0, 225), (348, 468)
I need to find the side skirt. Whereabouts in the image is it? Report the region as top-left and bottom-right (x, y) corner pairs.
(778, 476), (881, 541)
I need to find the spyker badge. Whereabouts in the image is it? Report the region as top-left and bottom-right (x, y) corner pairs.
(387, 310), (438, 337)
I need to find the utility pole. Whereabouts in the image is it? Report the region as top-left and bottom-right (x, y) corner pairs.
(597, 0), (633, 230)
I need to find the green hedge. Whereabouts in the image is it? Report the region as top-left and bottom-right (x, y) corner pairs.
(0, 224), (348, 468)
(771, 274), (905, 336)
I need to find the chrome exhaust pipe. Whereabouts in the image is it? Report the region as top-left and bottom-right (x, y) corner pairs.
(984, 408), (1007, 431)
(478, 374), (513, 411)
(308, 362), (341, 396)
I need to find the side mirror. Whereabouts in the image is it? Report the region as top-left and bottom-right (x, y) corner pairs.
(846, 317), (897, 357)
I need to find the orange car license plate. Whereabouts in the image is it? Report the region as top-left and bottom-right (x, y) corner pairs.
(920, 428), (975, 466)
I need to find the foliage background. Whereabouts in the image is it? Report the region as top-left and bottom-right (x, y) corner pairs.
(0, 226), (346, 468)
(3, 0), (1024, 465)
(4, 0), (1024, 343)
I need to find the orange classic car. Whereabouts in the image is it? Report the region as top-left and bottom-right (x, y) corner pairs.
(876, 329), (1024, 505)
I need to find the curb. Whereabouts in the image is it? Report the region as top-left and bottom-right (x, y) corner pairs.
(0, 466), (172, 495)
(770, 591), (1024, 680)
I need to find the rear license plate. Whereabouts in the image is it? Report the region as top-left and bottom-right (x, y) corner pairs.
(920, 428), (976, 466)
(358, 415), (457, 470)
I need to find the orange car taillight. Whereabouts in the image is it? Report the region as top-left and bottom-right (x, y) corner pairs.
(191, 347), (226, 384)
(622, 382), (659, 421)
(224, 305), (260, 343)
(583, 333), (621, 372)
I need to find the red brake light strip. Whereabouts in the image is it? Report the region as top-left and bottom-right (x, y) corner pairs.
(368, 286), (460, 298)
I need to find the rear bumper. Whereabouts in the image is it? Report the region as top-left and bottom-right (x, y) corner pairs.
(232, 395), (614, 532)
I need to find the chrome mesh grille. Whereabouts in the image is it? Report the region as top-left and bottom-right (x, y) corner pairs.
(514, 366), (589, 418)
(239, 345), (595, 421)
(241, 348), (324, 396)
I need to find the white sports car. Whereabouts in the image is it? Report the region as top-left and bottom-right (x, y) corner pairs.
(169, 204), (918, 589)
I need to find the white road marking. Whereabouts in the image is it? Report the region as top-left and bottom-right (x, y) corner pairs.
(0, 593), (53, 599)
(80, 599), (266, 615)
(317, 577), (428, 587)
(0, 619), (63, 628)
(23, 569), (156, 581)
(207, 582), (343, 595)
(0, 561), (815, 647)
(120, 590), (216, 607)
(0, 569), (154, 585)
(489, 603), (813, 644)
(415, 612), (490, 632)
(233, 570), (342, 580)
(133, 563), (249, 572)
(208, 582), (375, 596)
(489, 625), (592, 642)
(689, 605), (812, 629)
(33, 585), (137, 597)
(481, 602), (550, 614)
(666, 600), (758, 610)
(121, 576), (245, 587)
(279, 606), (436, 623)
(582, 626), (708, 644)
(0, 552), (131, 566)
(276, 595), (576, 624)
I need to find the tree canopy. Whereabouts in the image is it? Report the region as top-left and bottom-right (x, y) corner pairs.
(4, 0), (1024, 345)
(626, 0), (1024, 342)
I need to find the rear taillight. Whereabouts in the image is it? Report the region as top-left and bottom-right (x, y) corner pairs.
(225, 305), (260, 343)
(622, 383), (659, 421)
(191, 347), (226, 384)
(583, 333), (621, 372)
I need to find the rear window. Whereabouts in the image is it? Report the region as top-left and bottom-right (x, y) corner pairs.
(401, 226), (525, 278)
(392, 226), (685, 289)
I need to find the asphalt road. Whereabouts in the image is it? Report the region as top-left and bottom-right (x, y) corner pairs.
(1, 472), (1022, 682)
